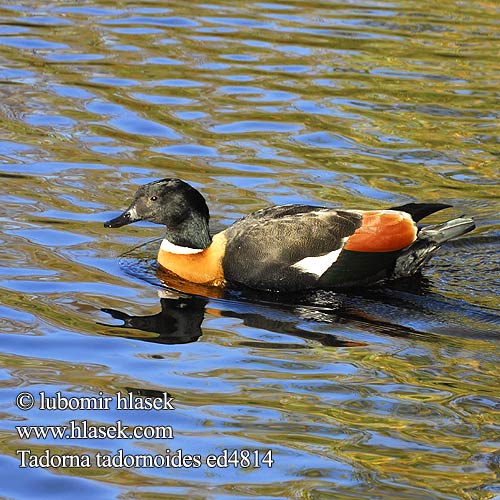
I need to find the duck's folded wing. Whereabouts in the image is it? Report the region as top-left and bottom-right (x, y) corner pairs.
(222, 206), (363, 290)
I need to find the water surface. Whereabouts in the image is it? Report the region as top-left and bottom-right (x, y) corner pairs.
(0, 1), (499, 499)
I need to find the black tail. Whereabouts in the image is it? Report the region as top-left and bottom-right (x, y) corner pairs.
(418, 217), (476, 244)
(391, 217), (476, 279)
(389, 202), (452, 222)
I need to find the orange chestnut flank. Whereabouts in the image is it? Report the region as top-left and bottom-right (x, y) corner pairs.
(344, 211), (417, 253)
(104, 178), (475, 292)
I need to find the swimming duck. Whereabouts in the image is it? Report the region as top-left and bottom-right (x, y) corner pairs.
(104, 178), (475, 292)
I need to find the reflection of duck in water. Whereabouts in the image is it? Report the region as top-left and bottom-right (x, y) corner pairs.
(103, 277), (450, 347)
(105, 178), (475, 292)
(99, 288), (367, 347)
(100, 290), (207, 345)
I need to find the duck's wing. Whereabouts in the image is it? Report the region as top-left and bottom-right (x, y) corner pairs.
(221, 203), (468, 291)
(222, 205), (363, 290)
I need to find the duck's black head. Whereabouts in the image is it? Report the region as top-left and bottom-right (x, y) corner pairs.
(104, 178), (211, 249)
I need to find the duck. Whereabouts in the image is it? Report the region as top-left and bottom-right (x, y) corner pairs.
(104, 178), (475, 292)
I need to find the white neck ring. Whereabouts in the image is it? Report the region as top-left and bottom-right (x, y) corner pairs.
(160, 238), (204, 254)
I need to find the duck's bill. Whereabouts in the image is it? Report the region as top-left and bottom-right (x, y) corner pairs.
(104, 207), (141, 228)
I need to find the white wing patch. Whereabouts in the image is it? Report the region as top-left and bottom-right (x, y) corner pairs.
(291, 239), (347, 277)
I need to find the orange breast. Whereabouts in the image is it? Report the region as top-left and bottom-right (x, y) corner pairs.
(344, 210), (417, 252)
(157, 232), (227, 286)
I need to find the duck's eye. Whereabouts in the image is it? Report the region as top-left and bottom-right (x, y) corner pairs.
(150, 196), (158, 201)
